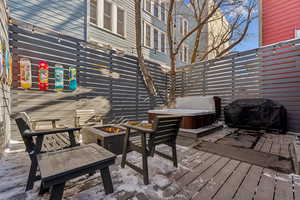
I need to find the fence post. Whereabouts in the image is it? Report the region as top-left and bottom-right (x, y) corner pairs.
(181, 71), (184, 97)
(203, 63), (206, 96)
(231, 57), (235, 100)
(109, 51), (113, 118)
(136, 59), (139, 120)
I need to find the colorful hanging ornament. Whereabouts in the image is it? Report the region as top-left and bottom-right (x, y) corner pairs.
(69, 67), (77, 91)
(55, 64), (64, 91)
(5, 48), (10, 83)
(8, 54), (12, 86)
(20, 58), (32, 89)
(0, 39), (3, 80)
(38, 61), (49, 91)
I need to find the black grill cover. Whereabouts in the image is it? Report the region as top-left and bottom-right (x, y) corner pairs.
(224, 99), (287, 133)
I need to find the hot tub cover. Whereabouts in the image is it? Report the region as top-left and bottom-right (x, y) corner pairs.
(224, 98), (287, 133)
(148, 109), (214, 116)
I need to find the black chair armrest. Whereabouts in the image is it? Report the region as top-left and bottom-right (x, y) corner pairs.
(24, 127), (81, 137)
(123, 124), (154, 134)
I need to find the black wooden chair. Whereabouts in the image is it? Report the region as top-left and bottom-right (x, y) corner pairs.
(121, 115), (182, 185)
(15, 113), (81, 191)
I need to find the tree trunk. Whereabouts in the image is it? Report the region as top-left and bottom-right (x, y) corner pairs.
(191, 28), (202, 63)
(169, 55), (176, 108)
(135, 0), (157, 96)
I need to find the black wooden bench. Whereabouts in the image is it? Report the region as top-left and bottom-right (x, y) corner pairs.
(38, 143), (116, 200)
(15, 113), (116, 200)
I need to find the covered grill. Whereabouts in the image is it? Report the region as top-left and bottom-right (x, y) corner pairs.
(224, 98), (287, 133)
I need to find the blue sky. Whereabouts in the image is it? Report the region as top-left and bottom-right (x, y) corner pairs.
(183, 0), (259, 52)
(234, 18), (259, 51)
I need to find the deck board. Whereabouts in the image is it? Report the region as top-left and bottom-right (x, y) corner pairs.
(166, 132), (297, 200)
(3, 128), (298, 200)
(274, 172), (293, 200)
(254, 168), (276, 200)
(192, 159), (240, 200)
(233, 165), (264, 200)
(212, 162), (251, 200)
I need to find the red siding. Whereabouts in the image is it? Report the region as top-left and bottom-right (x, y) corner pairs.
(262, 0), (300, 46)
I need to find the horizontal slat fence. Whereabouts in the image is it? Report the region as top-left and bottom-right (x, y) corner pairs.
(10, 20), (168, 141)
(176, 38), (300, 132)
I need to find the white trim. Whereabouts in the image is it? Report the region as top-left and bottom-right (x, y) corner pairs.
(160, 32), (166, 53)
(89, 0), (127, 38)
(296, 29), (300, 39)
(144, 21), (152, 48)
(153, 27), (159, 50)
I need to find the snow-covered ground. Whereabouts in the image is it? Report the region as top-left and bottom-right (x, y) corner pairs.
(0, 145), (193, 200)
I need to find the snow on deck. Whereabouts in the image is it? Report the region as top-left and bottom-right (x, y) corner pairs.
(0, 145), (192, 200)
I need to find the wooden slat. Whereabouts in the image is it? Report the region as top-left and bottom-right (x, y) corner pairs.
(212, 162), (251, 200)
(253, 168), (276, 200)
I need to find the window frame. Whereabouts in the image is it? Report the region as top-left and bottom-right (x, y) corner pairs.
(296, 29), (300, 39)
(179, 16), (183, 35)
(160, 32), (166, 53)
(144, 22), (152, 48)
(183, 45), (188, 63)
(160, 2), (166, 22)
(89, 0), (98, 25)
(89, 0), (127, 38)
(116, 6), (126, 37)
(183, 18), (188, 36)
(103, 0), (113, 31)
(145, 0), (152, 14)
(153, 28), (159, 50)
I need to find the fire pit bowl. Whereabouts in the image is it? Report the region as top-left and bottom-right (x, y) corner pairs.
(82, 125), (126, 155)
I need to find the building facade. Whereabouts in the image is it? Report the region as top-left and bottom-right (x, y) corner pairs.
(260, 0), (300, 46)
(8, 0), (227, 67)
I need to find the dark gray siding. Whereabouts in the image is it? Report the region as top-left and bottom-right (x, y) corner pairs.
(8, 0), (86, 40)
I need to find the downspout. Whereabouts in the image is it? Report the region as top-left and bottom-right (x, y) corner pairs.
(259, 0), (263, 47)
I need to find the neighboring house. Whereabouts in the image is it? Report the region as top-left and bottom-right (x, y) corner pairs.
(88, 0), (200, 67)
(8, 0), (226, 67)
(8, 0), (87, 40)
(206, 8), (230, 60)
(259, 0), (300, 46)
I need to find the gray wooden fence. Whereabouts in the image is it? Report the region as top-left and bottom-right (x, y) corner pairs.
(0, 0), (10, 154)
(176, 38), (300, 132)
(10, 20), (168, 141)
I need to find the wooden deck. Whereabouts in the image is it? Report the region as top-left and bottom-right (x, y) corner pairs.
(1, 129), (299, 200)
(167, 133), (298, 200)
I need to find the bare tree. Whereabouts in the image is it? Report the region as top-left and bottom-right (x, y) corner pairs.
(135, 0), (157, 96)
(165, 0), (257, 105)
(190, 0), (257, 62)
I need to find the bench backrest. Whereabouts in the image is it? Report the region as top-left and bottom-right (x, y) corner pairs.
(149, 115), (182, 147)
(15, 113), (35, 154)
(75, 109), (96, 127)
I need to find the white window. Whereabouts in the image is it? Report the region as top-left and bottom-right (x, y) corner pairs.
(179, 47), (183, 61)
(90, 0), (98, 24)
(154, 0), (159, 17)
(161, 2), (166, 22)
(145, 0), (151, 13)
(179, 17), (183, 35)
(183, 45), (188, 63)
(90, 1), (127, 37)
(161, 32), (166, 53)
(184, 20), (188, 35)
(103, 0), (112, 31)
(296, 29), (300, 39)
(145, 23), (151, 47)
(154, 28), (159, 50)
(117, 7), (125, 36)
